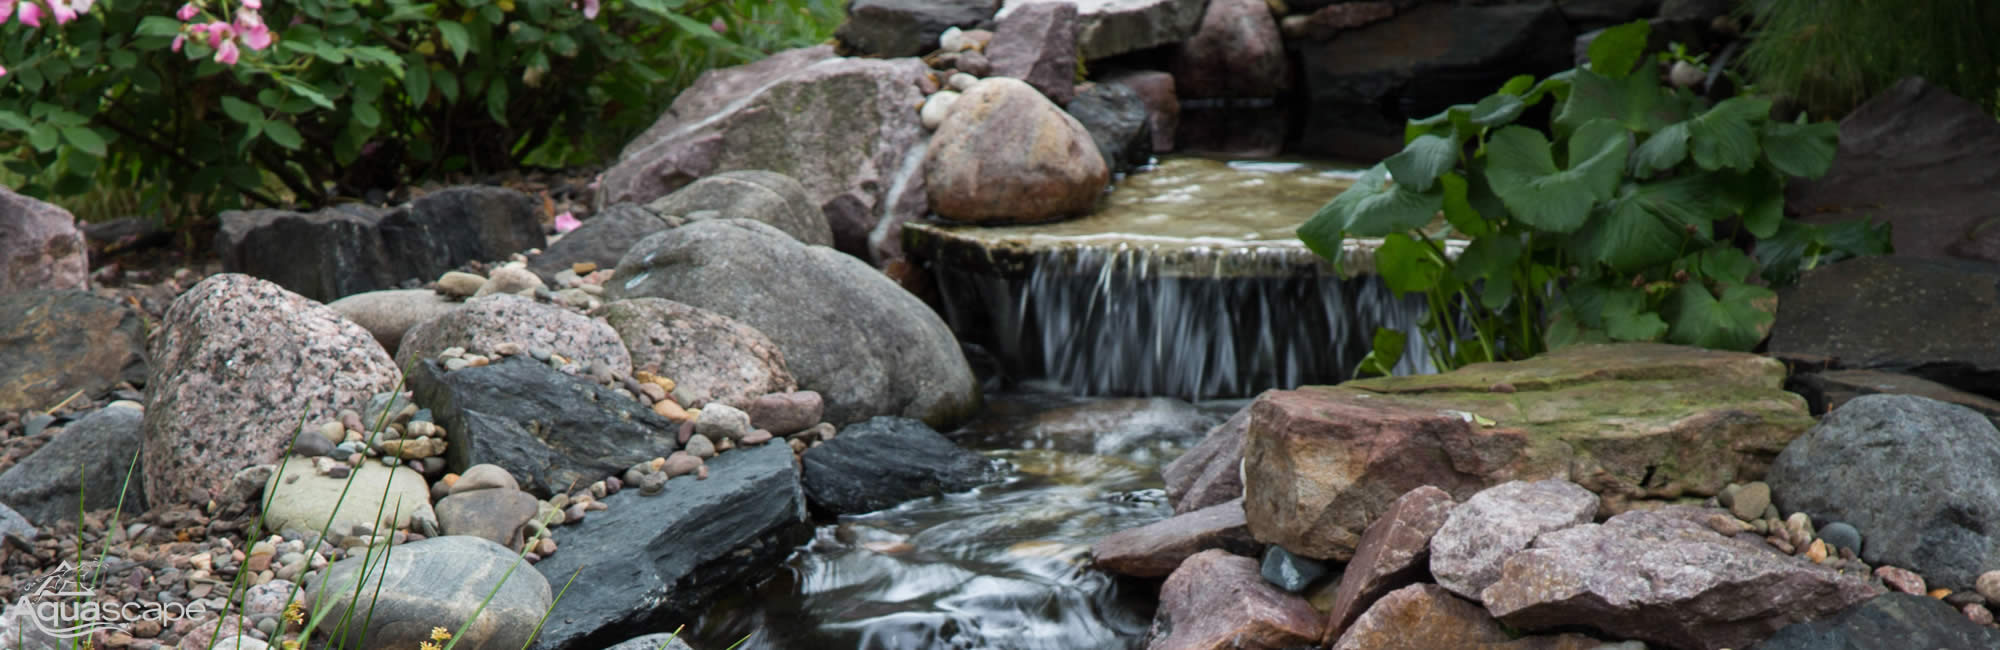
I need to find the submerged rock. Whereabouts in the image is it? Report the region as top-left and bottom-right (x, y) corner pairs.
(1091, 498), (1258, 578)
(800, 416), (998, 516)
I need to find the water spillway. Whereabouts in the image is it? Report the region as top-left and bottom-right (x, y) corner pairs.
(905, 157), (1437, 400)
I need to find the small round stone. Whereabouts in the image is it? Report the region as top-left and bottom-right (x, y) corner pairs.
(1977, 570), (2000, 604)
(1818, 521), (1862, 553)
(684, 434), (716, 459)
(640, 472), (668, 496)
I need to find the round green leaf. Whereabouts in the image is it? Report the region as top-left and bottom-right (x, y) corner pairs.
(59, 127), (107, 157)
(1375, 232), (1445, 295)
(1385, 134), (1457, 193)
(221, 96), (263, 124)
(1586, 20), (1652, 80)
(1760, 119), (1839, 180)
(262, 120), (304, 150)
(1688, 97), (1770, 172)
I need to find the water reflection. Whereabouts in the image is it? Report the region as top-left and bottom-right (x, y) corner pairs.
(689, 392), (1244, 650)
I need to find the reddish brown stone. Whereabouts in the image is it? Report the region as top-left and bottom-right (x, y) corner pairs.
(1100, 69), (1179, 154)
(1162, 402), (1249, 513)
(1092, 498), (1258, 578)
(1331, 584), (1607, 650)
(1149, 549), (1323, 650)
(1170, 0), (1289, 98)
(924, 77), (1108, 224)
(1322, 485), (1455, 644)
(0, 186), (87, 295)
(987, 0), (1078, 104)
(1303, 1), (1395, 40)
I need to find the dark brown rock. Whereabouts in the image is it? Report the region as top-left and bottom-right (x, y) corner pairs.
(1059, 0), (1209, 60)
(1149, 549), (1323, 650)
(988, 0), (1079, 104)
(143, 274), (400, 506)
(1483, 509), (1883, 650)
(1332, 583), (1609, 650)
(591, 298), (796, 409)
(1300, 1), (1395, 40)
(1789, 78), (2000, 264)
(1788, 368), (2000, 426)
(1162, 401), (1250, 514)
(1770, 256), (2000, 397)
(0, 187), (87, 295)
(1241, 343), (1811, 561)
(836, 0), (1000, 58)
(435, 488), (540, 551)
(1092, 498), (1259, 578)
(746, 391), (823, 436)
(1323, 485), (1455, 644)
(925, 77), (1108, 224)
(1170, 0), (1289, 98)
(0, 290), (146, 410)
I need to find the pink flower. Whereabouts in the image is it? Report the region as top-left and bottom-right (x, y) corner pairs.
(0, 64), (7, 77)
(171, 33), (186, 51)
(241, 0), (257, 8)
(68, 0), (87, 11)
(18, 2), (41, 27)
(50, 0), (78, 25)
(214, 38), (238, 64)
(710, 17), (725, 34)
(0, 0), (16, 21)
(581, 0), (597, 19)
(235, 10), (269, 49)
(176, 2), (196, 20)
(554, 211), (581, 234)
(187, 22), (207, 34)
(205, 20), (231, 48)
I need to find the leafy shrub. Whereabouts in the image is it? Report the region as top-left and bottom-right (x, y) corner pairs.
(0, 0), (840, 224)
(1739, 0), (2000, 119)
(1298, 21), (1889, 374)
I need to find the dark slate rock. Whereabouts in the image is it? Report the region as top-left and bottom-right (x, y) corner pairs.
(800, 416), (998, 516)
(215, 186), (544, 302)
(307, 535), (551, 650)
(836, 0), (1000, 58)
(1297, 2), (1575, 160)
(1065, 81), (1153, 175)
(1819, 522), (1862, 555)
(602, 634), (696, 650)
(1767, 394), (2000, 590)
(1789, 78), (2000, 264)
(531, 443), (808, 650)
(1770, 256), (2000, 397)
(1754, 593), (2000, 650)
(1259, 544), (1327, 593)
(0, 290), (147, 411)
(608, 219), (979, 428)
(0, 406), (145, 524)
(644, 170), (832, 247)
(408, 356), (678, 497)
(526, 203), (671, 286)
(1787, 368), (2000, 426)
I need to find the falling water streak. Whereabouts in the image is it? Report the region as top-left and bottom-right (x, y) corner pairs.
(935, 242), (1434, 401)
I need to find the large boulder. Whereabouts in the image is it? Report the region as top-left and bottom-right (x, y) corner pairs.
(1099, 69), (1178, 153)
(599, 55), (931, 262)
(1482, 508), (1882, 650)
(1788, 78), (2000, 264)
(1170, 0), (1289, 98)
(987, 0), (1079, 104)
(642, 170), (833, 247)
(836, 0), (1000, 58)
(216, 187), (544, 302)
(1770, 256), (2000, 397)
(143, 274), (400, 506)
(407, 356), (679, 496)
(1322, 486), (1454, 644)
(0, 187), (87, 295)
(395, 294), (633, 378)
(926, 77), (1109, 224)
(307, 535), (552, 650)
(590, 298), (796, 409)
(326, 289), (459, 356)
(1767, 394), (2000, 591)
(0, 404), (146, 524)
(1162, 401), (1250, 514)
(1149, 549), (1323, 650)
(530, 443), (809, 650)
(1331, 584), (1609, 650)
(1000, 0), (1207, 60)
(608, 219), (979, 428)
(0, 290), (147, 410)
(1091, 498), (1259, 578)
(1756, 593), (2000, 650)
(1430, 480), (1599, 601)
(1242, 343), (1813, 561)
(1297, 2), (1575, 159)
(526, 203), (672, 286)
(800, 416), (998, 515)
(1065, 80), (1154, 174)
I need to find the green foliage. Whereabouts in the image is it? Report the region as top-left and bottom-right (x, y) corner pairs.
(0, 0), (841, 224)
(1299, 20), (1890, 374)
(1740, 0), (2000, 118)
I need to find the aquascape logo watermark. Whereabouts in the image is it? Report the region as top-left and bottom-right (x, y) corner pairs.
(3, 561), (208, 639)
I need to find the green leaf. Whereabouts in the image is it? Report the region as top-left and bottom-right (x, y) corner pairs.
(407, 60), (432, 104)
(0, 110), (30, 133)
(314, 42), (349, 64)
(1384, 134), (1457, 193)
(1439, 172), (1488, 237)
(1468, 93), (1526, 127)
(109, 50), (138, 69)
(1687, 97), (1769, 172)
(1760, 118), (1838, 179)
(1497, 74), (1536, 96)
(1299, 164), (1443, 263)
(1571, 175), (1728, 271)
(352, 101), (382, 129)
(486, 81), (510, 125)
(1353, 328), (1407, 379)
(1631, 122), (1689, 178)
(28, 125), (59, 153)
(1601, 287), (1668, 341)
(436, 22), (471, 64)
(283, 79), (337, 111)
(221, 96), (263, 124)
(1586, 20), (1652, 80)
(135, 15), (183, 37)
(1375, 232), (1445, 295)
(1452, 234), (1522, 285)
(1484, 121), (1630, 233)
(59, 127), (107, 157)
(1692, 247), (1756, 285)
(263, 120), (304, 150)
(435, 67), (460, 103)
(1664, 282), (1775, 351)
(1553, 63), (1683, 137)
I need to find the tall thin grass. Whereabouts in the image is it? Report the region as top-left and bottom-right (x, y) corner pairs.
(1738, 0), (2000, 118)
